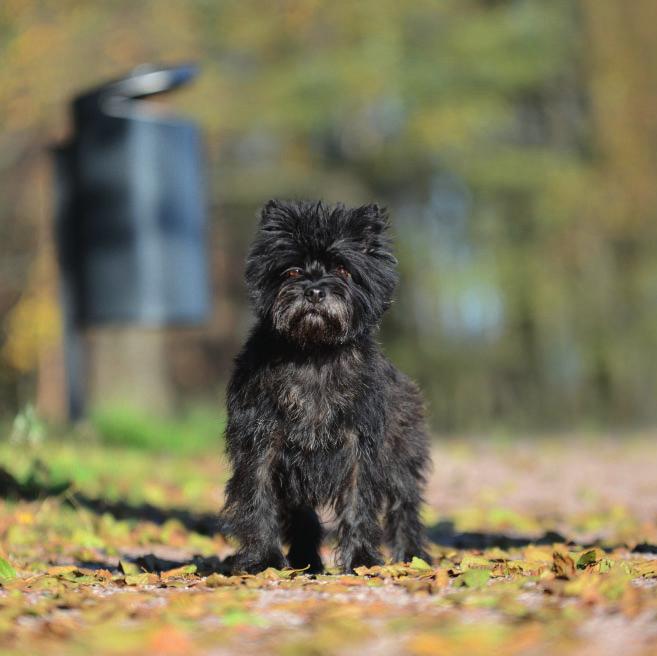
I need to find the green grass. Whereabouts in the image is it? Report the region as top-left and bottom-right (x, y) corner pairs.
(0, 404), (228, 509)
(0, 439), (227, 510)
(4, 403), (226, 456)
(91, 405), (225, 454)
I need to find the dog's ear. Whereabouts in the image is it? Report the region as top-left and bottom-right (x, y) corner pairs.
(357, 203), (389, 234)
(259, 199), (289, 230)
(354, 204), (397, 264)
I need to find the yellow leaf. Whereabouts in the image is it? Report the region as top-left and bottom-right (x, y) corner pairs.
(161, 564), (197, 579)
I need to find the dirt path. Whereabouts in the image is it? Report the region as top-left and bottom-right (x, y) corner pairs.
(0, 435), (656, 655)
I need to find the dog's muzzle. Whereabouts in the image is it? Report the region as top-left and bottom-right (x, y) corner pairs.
(304, 287), (326, 304)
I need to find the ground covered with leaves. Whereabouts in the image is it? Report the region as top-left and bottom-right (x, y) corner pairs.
(1, 434), (657, 655)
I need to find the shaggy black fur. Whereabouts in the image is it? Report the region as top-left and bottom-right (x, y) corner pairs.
(222, 200), (430, 574)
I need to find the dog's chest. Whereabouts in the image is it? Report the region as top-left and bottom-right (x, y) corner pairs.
(268, 356), (364, 449)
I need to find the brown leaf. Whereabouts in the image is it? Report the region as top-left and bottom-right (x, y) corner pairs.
(553, 546), (576, 579)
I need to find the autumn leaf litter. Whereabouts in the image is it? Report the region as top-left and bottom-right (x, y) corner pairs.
(1, 436), (657, 655)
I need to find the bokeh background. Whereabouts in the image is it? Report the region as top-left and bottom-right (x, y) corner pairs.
(2, 0), (657, 437)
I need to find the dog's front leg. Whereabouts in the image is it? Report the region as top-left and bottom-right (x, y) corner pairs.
(223, 447), (288, 574)
(335, 455), (384, 573)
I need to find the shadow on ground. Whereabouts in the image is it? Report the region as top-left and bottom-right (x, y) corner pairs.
(427, 520), (567, 550)
(0, 466), (222, 535)
(2, 466), (655, 564)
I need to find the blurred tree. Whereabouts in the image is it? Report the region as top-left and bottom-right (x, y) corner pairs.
(1, 0), (656, 430)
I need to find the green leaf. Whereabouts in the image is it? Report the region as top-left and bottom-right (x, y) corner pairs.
(461, 554), (493, 570)
(462, 568), (491, 588)
(161, 564), (197, 578)
(410, 556), (432, 571)
(0, 557), (17, 581)
(119, 560), (140, 575)
(576, 548), (604, 569)
(598, 558), (614, 573)
(125, 573), (153, 586)
(28, 576), (62, 591)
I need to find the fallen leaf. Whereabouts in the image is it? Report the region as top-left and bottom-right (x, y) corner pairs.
(125, 573), (158, 586)
(0, 556), (17, 581)
(576, 548), (605, 569)
(119, 560), (141, 576)
(410, 556), (432, 571)
(161, 564), (198, 579)
(460, 568), (491, 588)
(553, 547), (576, 579)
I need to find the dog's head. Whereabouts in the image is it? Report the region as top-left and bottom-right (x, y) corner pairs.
(245, 200), (398, 346)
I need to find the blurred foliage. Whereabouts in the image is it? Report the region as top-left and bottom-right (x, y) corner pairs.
(0, 0), (656, 430)
(2, 251), (61, 373)
(3, 401), (224, 457)
(9, 404), (45, 447)
(0, 432), (227, 508)
(91, 405), (225, 454)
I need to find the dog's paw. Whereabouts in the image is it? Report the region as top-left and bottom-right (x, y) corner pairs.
(287, 549), (324, 575)
(340, 546), (383, 574)
(390, 543), (432, 566)
(227, 549), (289, 575)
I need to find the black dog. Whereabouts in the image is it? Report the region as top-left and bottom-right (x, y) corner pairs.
(222, 200), (430, 574)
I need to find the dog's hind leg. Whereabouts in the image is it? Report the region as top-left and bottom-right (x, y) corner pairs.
(284, 507), (324, 573)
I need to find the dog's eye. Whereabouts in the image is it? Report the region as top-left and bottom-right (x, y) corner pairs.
(335, 265), (350, 278)
(284, 268), (303, 279)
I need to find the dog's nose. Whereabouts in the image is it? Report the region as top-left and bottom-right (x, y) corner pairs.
(304, 287), (326, 304)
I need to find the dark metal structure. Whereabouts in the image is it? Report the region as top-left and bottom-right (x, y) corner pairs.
(53, 64), (209, 419)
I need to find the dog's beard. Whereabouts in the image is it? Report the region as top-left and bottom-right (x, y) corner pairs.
(272, 287), (353, 346)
